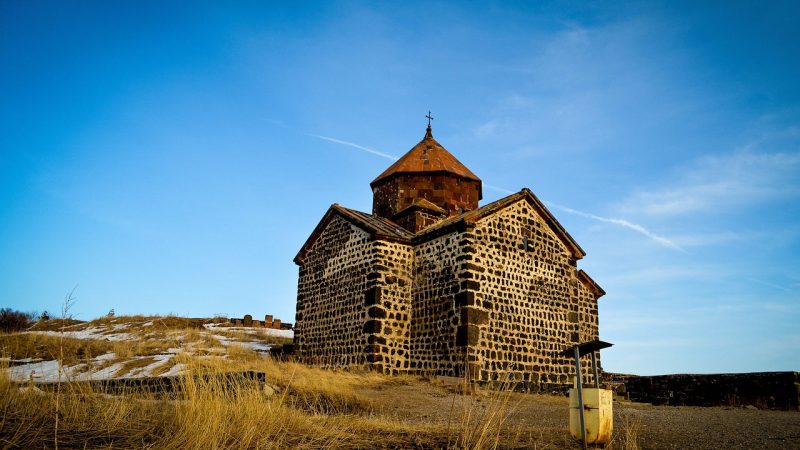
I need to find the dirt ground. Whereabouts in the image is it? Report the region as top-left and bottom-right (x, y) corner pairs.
(362, 380), (800, 449)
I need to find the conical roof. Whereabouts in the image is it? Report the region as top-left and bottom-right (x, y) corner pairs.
(371, 127), (481, 186)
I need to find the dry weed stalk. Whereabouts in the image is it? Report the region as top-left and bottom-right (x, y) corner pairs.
(446, 362), (520, 450)
(610, 409), (642, 450)
(54, 286), (77, 450)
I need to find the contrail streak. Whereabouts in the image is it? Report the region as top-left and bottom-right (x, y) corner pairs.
(308, 134), (398, 161)
(546, 202), (685, 251)
(313, 137), (682, 251)
(484, 185), (682, 250)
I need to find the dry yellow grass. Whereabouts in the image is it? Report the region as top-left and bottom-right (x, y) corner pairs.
(112, 356), (158, 378)
(149, 357), (178, 377)
(0, 357), (458, 449)
(610, 410), (642, 450)
(26, 318), (87, 332)
(0, 333), (113, 365)
(1, 316), (529, 449)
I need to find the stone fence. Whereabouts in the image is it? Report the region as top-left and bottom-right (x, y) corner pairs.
(605, 371), (799, 410)
(229, 314), (293, 330)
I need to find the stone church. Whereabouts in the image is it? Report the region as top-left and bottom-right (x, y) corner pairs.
(293, 124), (605, 387)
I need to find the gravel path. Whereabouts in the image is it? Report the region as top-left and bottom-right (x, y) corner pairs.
(364, 381), (800, 449)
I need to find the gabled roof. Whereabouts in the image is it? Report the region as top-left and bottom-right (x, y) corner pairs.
(295, 188), (588, 264)
(415, 188), (587, 259)
(577, 270), (606, 299)
(294, 204), (413, 265)
(371, 127), (481, 186)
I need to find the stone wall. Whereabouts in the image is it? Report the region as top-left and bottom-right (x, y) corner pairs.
(393, 207), (445, 233)
(294, 197), (602, 390)
(373, 174), (480, 219)
(294, 216), (374, 367)
(469, 201), (600, 386)
(229, 314), (290, 329)
(410, 230), (471, 376)
(607, 372), (800, 410)
(364, 240), (414, 374)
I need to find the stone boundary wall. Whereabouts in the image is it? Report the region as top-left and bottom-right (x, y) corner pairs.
(606, 372), (800, 410)
(229, 314), (292, 330)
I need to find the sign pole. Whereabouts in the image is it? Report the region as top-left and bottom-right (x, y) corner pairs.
(574, 346), (587, 449)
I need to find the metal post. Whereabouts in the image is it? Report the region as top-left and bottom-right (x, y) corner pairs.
(574, 346), (587, 449)
(591, 351), (600, 388)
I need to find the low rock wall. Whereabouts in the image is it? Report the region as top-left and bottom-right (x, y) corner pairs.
(230, 314), (291, 330)
(606, 371), (800, 410)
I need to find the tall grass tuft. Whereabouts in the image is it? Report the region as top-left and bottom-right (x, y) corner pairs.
(447, 370), (521, 450)
(611, 410), (642, 450)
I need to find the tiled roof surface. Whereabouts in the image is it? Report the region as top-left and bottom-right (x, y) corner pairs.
(333, 205), (415, 240)
(295, 189), (587, 264)
(371, 128), (481, 186)
(578, 270), (606, 298)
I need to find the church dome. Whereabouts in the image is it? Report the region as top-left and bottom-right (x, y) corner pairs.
(371, 126), (482, 227)
(370, 126), (481, 187)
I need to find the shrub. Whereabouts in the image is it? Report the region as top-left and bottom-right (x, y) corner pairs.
(0, 308), (34, 333)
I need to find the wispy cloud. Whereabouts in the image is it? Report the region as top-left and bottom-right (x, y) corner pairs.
(308, 134), (398, 161)
(669, 230), (753, 248)
(618, 148), (800, 217)
(748, 278), (792, 292)
(484, 184), (516, 195)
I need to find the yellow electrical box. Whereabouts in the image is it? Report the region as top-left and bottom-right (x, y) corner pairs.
(569, 387), (613, 445)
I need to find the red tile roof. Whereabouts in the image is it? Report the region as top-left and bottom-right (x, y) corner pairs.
(293, 204), (414, 264)
(371, 127), (481, 186)
(295, 188), (588, 265)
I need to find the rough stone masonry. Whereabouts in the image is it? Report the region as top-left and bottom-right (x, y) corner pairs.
(293, 125), (605, 389)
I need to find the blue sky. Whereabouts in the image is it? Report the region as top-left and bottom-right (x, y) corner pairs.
(1, 1), (798, 375)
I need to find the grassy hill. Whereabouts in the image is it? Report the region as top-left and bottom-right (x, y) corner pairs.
(2, 315), (798, 449)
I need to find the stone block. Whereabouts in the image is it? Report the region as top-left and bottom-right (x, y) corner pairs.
(568, 312), (579, 323)
(364, 287), (382, 306)
(367, 306), (387, 319)
(367, 334), (387, 345)
(363, 320), (382, 334)
(460, 307), (489, 325)
(460, 280), (480, 291)
(456, 324), (480, 346)
(454, 291), (475, 307)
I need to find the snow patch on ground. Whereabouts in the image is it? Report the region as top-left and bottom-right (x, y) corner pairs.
(32, 327), (132, 341)
(204, 323), (294, 339)
(8, 360), (61, 382)
(211, 335), (273, 353)
(127, 354), (172, 378)
(7, 319), (292, 383)
(6, 352), (183, 382)
(159, 362), (185, 377)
